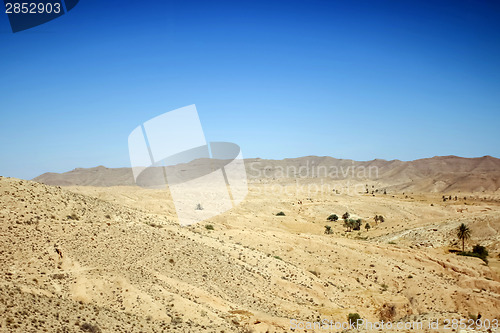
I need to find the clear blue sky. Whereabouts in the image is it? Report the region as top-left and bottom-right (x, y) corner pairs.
(1, 0), (499, 179)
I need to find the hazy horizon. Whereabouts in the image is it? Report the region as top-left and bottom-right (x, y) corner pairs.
(1, 0), (499, 180)
(30, 153), (499, 181)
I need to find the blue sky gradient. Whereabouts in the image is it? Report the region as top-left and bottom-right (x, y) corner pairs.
(1, 0), (499, 179)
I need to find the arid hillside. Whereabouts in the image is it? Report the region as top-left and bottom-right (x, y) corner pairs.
(33, 155), (500, 193)
(1, 174), (500, 332)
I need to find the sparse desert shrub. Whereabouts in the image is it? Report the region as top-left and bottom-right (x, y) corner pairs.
(381, 283), (388, 291)
(379, 303), (396, 321)
(276, 211), (285, 216)
(348, 313), (361, 327)
(458, 251), (488, 264)
(147, 222), (163, 228)
(355, 234), (368, 240)
(80, 323), (101, 333)
(195, 203), (203, 210)
(342, 212), (350, 220)
(67, 213), (79, 221)
(51, 273), (67, 280)
(273, 255), (282, 260)
(105, 214), (111, 219)
(327, 214), (338, 221)
(472, 244), (488, 258)
(365, 223), (371, 231)
(343, 219), (351, 232)
(324, 225), (333, 234)
(468, 313), (478, 321)
(205, 224), (214, 230)
(309, 270), (320, 277)
(353, 219), (362, 231)
(469, 313), (478, 321)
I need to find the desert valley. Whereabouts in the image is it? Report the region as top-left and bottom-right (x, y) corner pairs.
(1, 155), (500, 332)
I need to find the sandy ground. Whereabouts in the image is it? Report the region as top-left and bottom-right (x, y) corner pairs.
(1, 176), (500, 332)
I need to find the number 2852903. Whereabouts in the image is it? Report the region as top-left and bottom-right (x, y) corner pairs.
(5, 2), (62, 14)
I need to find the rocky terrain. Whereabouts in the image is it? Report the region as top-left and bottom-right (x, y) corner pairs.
(2, 165), (500, 332)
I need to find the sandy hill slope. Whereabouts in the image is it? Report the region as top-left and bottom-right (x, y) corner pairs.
(32, 155), (500, 193)
(2, 176), (500, 332)
(33, 166), (136, 187)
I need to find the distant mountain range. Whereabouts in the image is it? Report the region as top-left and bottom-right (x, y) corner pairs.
(32, 155), (500, 193)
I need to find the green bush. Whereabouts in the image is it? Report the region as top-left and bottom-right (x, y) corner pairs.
(276, 211), (285, 216)
(457, 251), (488, 264)
(205, 224), (214, 230)
(327, 214), (338, 221)
(80, 323), (101, 333)
(348, 313), (361, 327)
(324, 225), (333, 234)
(353, 219), (362, 231)
(472, 244), (488, 257)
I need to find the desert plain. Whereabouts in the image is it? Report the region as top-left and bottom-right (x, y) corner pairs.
(1, 155), (500, 332)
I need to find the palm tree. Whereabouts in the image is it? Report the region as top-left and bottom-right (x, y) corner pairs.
(457, 223), (471, 252)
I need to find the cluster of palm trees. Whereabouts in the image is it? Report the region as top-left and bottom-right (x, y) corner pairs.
(324, 215), (483, 260)
(325, 211), (377, 233)
(343, 218), (363, 232)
